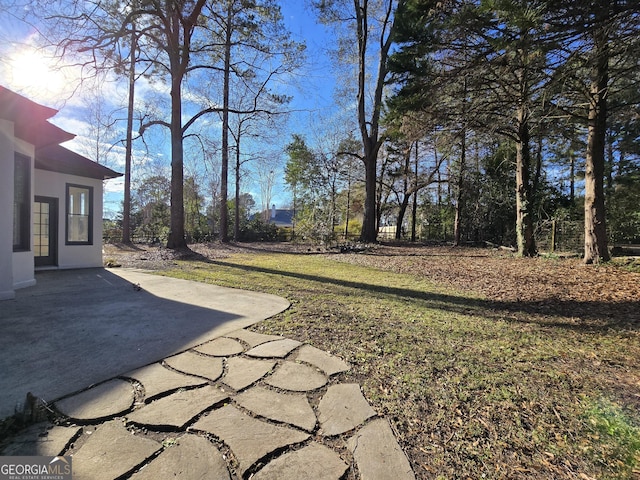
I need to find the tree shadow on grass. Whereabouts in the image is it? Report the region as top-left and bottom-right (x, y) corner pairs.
(203, 259), (639, 333)
(106, 242), (148, 252)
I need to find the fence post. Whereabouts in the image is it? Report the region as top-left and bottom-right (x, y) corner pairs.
(551, 219), (556, 253)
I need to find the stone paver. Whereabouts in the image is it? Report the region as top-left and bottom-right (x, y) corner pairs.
(253, 442), (349, 480)
(130, 434), (230, 480)
(295, 344), (351, 376)
(265, 361), (327, 391)
(55, 379), (134, 421)
(348, 418), (416, 480)
(222, 356), (276, 391)
(224, 329), (283, 347)
(125, 362), (207, 400)
(235, 386), (316, 432)
(245, 338), (302, 358)
(71, 421), (161, 480)
(1, 423), (81, 456)
(2, 328), (415, 478)
(126, 385), (228, 429)
(194, 337), (245, 357)
(163, 351), (223, 381)
(191, 404), (309, 475)
(318, 384), (376, 436)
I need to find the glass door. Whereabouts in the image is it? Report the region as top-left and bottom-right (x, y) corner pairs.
(34, 196), (58, 267)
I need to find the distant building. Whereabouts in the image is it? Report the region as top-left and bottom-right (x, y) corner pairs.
(254, 204), (294, 228)
(269, 205), (294, 228)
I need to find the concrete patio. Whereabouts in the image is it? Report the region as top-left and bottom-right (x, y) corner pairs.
(0, 267), (289, 419)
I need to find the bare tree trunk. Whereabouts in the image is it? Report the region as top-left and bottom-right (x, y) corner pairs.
(584, 20), (610, 264)
(167, 77), (186, 248)
(166, 6), (187, 249)
(330, 175), (337, 243)
(163, 0), (209, 249)
(122, 29), (136, 244)
(375, 150), (389, 237)
(258, 167), (275, 224)
(410, 141), (418, 242)
(532, 128), (543, 205)
(220, 1), (232, 243)
(356, 0), (396, 243)
(515, 104), (536, 256)
(453, 130), (466, 246)
(234, 132), (241, 241)
(363, 157), (380, 238)
(344, 175), (351, 240)
(569, 151), (575, 202)
(356, 0), (375, 242)
(395, 197), (409, 240)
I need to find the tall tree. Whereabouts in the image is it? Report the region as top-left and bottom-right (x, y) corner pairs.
(32, 0), (210, 249)
(584, 3), (610, 264)
(546, 0), (640, 263)
(220, 0), (233, 242)
(225, 51), (294, 241)
(122, 27), (138, 244)
(230, 114), (255, 241)
(143, 0), (206, 249)
(29, 0), (301, 248)
(456, 1), (553, 256)
(285, 133), (348, 242)
(313, 0), (403, 243)
(138, 0), (298, 246)
(285, 134), (320, 234)
(285, 134), (309, 240)
(205, 0), (302, 242)
(389, 0), (553, 255)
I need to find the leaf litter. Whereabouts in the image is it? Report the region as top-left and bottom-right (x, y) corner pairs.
(104, 242), (640, 479)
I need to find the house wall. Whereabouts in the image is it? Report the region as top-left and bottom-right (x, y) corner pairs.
(0, 118), (15, 299)
(11, 135), (36, 291)
(34, 169), (105, 269)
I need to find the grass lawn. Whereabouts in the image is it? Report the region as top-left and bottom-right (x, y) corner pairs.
(158, 247), (639, 480)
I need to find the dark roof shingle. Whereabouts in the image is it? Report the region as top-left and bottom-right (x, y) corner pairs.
(36, 144), (122, 180)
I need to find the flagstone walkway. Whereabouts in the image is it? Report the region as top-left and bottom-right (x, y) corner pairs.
(3, 328), (415, 480)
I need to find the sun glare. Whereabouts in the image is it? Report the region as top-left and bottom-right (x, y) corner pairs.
(7, 47), (68, 100)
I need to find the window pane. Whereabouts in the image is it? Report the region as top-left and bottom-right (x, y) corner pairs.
(68, 215), (88, 242)
(13, 154), (30, 251)
(66, 185), (92, 244)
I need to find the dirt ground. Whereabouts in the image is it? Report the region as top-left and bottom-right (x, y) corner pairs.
(103, 241), (640, 327)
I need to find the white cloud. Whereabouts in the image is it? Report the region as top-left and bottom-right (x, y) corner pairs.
(104, 176), (124, 194)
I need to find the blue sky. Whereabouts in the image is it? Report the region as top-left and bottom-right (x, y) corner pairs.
(0, 1), (343, 218)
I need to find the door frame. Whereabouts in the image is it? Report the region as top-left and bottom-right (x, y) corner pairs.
(34, 196), (58, 267)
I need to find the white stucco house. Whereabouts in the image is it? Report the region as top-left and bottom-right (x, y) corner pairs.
(1, 86), (122, 300)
